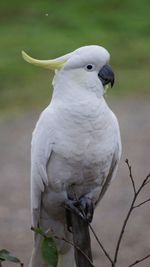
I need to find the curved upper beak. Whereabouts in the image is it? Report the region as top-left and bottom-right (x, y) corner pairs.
(21, 51), (73, 70)
(98, 64), (115, 87)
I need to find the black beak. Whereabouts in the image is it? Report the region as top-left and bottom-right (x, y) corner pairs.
(98, 64), (115, 87)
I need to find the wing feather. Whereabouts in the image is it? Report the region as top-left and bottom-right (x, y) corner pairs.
(98, 146), (119, 202)
(31, 108), (54, 227)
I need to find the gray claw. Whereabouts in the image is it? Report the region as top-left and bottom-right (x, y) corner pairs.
(65, 196), (94, 227)
(79, 197), (94, 223)
(65, 199), (85, 220)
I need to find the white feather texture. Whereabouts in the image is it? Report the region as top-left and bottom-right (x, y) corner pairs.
(29, 45), (122, 267)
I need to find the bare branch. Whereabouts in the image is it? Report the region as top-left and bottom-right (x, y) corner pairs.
(133, 198), (150, 209)
(113, 196), (136, 266)
(113, 161), (150, 266)
(54, 235), (95, 267)
(144, 177), (150, 186)
(125, 159), (136, 195)
(31, 225), (94, 267)
(137, 173), (150, 194)
(113, 160), (137, 265)
(142, 173), (150, 186)
(128, 253), (150, 267)
(89, 223), (113, 264)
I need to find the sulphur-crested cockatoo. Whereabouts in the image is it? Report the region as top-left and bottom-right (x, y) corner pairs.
(22, 45), (121, 267)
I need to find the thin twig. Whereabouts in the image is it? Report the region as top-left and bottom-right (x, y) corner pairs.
(113, 196), (136, 266)
(113, 160), (138, 266)
(144, 174), (150, 185)
(79, 203), (113, 265)
(137, 173), (150, 192)
(133, 198), (150, 209)
(54, 235), (95, 267)
(31, 225), (94, 267)
(113, 160), (150, 266)
(125, 159), (136, 195)
(128, 253), (150, 267)
(89, 223), (113, 264)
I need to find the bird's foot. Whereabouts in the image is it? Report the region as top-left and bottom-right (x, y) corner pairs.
(79, 196), (94, 223)
(65, 196), (94, 231)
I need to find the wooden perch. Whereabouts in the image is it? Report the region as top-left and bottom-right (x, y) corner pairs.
(71, 212), (93, 267)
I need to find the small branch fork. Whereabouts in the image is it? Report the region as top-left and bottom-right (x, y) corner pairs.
(84, 159), (150, 267)
(89, 223), (113, 265)
(111, 159), (150, 267)
(54, 234), (94, 267)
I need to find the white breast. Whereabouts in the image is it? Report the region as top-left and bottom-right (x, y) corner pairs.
(46, 96), (120, 192)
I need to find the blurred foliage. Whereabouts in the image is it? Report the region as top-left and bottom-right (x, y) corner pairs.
(41, 238), (58, 267)
(0, 0), (150, 114)
(31, 226), (58, 267)
(0, 249), (23, 266)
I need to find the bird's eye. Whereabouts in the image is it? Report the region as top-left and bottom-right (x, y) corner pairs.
(85, 64), (95, 72)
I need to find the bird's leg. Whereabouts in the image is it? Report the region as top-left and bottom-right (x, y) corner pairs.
(65, 195), (94, 228)
(65, 197), (85, 232)
(79, 196), (94, 223)
(65, 198), (85, 220)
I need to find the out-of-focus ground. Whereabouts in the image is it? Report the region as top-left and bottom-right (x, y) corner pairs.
(0, 96), (150, 267)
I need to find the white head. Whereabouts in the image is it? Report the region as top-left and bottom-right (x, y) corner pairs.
(22, 45), (114, 98)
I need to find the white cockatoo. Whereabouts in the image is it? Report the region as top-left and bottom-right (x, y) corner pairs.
(22, 45), (122, 267)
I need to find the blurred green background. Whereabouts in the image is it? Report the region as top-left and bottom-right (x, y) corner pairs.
(0, 0), (150, 115)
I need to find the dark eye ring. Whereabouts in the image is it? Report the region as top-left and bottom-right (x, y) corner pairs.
(85, 64), (95, 71)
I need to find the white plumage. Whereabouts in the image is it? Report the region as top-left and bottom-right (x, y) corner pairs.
(22, 45), (121, 267)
